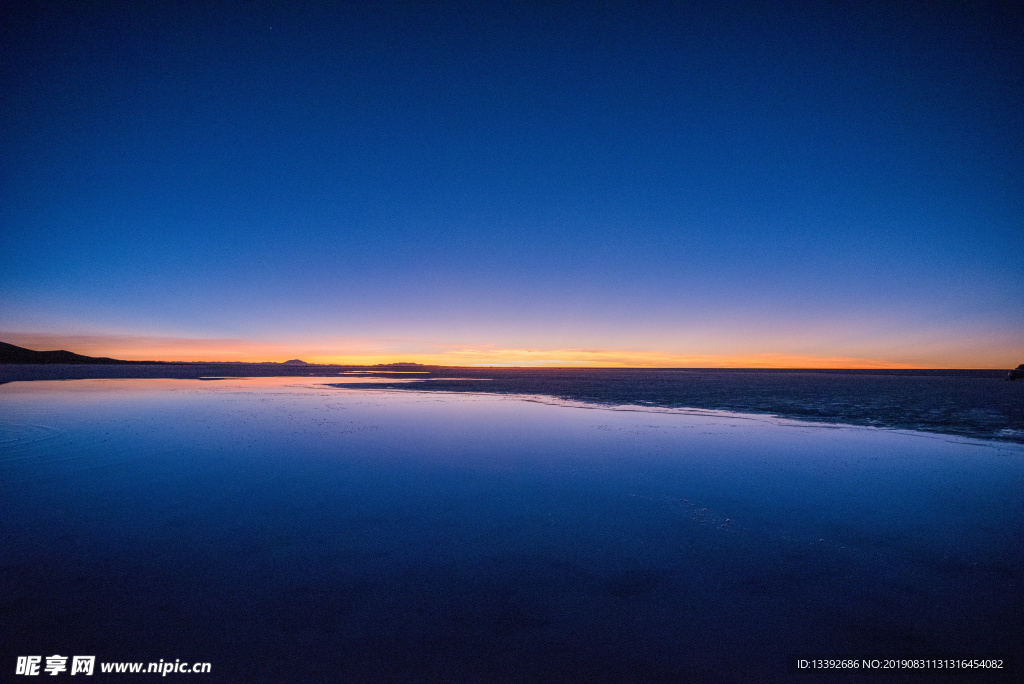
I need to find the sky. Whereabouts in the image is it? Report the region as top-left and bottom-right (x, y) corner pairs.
(2, 0), (1021, 367)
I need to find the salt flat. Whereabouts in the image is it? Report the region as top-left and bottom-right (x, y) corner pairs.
(2, 378), (1021, 681)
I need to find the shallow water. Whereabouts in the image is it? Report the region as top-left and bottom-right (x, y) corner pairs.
(1, 378), (1021, 681)
(6, 365), (1021, 444)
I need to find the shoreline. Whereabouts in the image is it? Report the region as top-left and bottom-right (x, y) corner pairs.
(3, 365), (1021, 445)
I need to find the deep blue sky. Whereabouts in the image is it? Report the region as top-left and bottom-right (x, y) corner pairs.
(2, 1), (1021, 365)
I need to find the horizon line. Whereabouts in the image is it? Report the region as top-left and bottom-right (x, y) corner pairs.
(2, 336), (1019, 370)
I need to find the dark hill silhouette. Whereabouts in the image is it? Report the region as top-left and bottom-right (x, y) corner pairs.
(282, 359), (308, 365)
(0, 341), (136, 365)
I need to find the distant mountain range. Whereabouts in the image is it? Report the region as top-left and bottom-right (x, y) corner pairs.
(0, 341), (143, 365)
(0, 342), (432, 367)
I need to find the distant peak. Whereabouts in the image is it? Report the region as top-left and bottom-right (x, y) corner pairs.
(282, 359), (308, 365)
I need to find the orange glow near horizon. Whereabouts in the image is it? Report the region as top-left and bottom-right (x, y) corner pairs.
(3, 332), (1001, 368)
(306, 349), (920, 369)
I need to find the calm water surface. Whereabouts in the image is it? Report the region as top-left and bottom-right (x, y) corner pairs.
(2, 378), (1021, 681)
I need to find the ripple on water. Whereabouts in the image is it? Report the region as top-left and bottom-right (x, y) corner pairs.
(0, 421), (63, 462)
